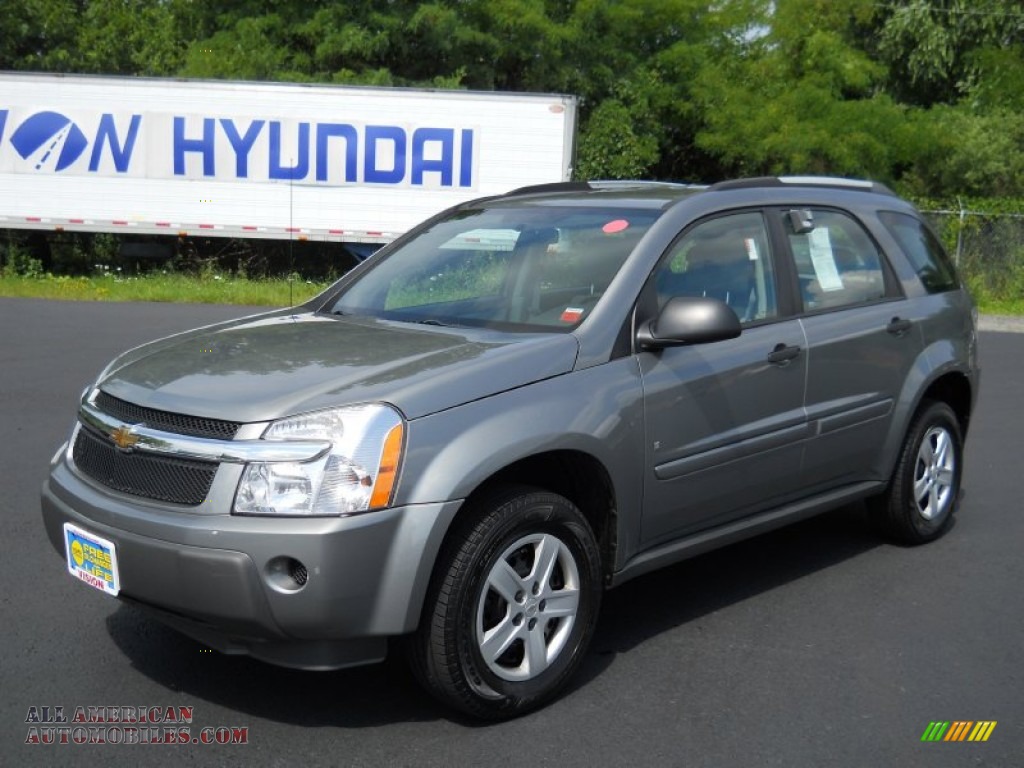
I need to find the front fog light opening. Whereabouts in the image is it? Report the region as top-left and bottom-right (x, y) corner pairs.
(266, 556), (309, 592)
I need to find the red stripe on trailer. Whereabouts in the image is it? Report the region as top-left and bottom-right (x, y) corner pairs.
(285, 227), (301, 233)
(69, 219), (85, 224)
(26, 217), (42, 222)
(112, 220), (128, 225)
(242, 226), (257, 231)
(199, 224), (214, 229)
(367, 231), (383, 236)
(156, 222), (171, 227)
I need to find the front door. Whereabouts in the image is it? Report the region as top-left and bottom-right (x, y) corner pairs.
(638, 211), (810, 545)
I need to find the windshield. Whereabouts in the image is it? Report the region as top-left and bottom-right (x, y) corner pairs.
(329, 204), (659, 331)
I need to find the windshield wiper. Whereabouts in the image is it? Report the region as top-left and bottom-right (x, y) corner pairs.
(414, 318), (462, 327)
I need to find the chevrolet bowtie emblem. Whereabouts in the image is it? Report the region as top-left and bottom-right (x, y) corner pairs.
(110, 424), (140, 451)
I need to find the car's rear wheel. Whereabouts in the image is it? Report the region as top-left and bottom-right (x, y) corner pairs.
(870, 400), (963, 544)
(409, 486), (602, 720)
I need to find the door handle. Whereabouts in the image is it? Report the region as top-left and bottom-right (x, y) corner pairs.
(767, 343), (801, 365)
(887, 317), (913, 336)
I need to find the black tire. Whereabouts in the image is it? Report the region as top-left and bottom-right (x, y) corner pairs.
(409, 486), (602, 720)
(869, 400), (963, 545)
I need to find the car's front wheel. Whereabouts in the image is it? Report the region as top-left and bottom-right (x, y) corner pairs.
(870, 400), (963, 544)
(409, 486), (602, 719)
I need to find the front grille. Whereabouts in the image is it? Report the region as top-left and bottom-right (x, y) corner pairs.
(73, 427), (216, 506)
(95, 391), (240, 440)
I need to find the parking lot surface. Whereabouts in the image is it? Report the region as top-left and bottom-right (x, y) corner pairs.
(2, 297), (1020, 767)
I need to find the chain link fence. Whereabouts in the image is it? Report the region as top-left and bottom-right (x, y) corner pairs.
(922, 208), (1024, 305)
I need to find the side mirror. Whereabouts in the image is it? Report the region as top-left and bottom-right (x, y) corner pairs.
(636, 296), (741, 349)
(787, 209), (815, 234)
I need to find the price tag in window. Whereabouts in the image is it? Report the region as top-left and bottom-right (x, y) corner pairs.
(744, 238), (759, 261)
(808, 229), (844, 292)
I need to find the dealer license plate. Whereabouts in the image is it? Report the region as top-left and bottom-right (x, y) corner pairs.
(63, 523), (120, 596)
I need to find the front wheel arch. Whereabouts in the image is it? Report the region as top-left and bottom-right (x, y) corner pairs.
(407, 485), (603, 719)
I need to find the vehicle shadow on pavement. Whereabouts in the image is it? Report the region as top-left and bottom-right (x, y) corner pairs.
(574, 502), (885, 681)
(104, 503), (884, 726)
(105, 605), (444, 725)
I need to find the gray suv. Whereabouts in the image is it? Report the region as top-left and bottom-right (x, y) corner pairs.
(41, 177), (979, 719)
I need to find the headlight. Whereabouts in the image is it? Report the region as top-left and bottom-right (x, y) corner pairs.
(234, 404), (404, 516)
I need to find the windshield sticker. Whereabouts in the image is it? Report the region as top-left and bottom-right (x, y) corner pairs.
(808, 228), (845, 292)
(744, 237), (759, 261)
(602, 219), (629, 234)
(439, 228), (520, 251)
(560, 307), (585, 323)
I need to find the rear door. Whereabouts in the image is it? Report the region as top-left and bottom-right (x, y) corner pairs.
(638, 210), (811, 545)
(783, 207), (924, 490)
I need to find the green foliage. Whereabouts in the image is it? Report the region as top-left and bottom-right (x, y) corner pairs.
(5, 0), (1024, 199)
(875, 0), (1024, 108)
(693, 1), (915, 181)
(0, 272), (329, 305)
(0, 0), (185, 75)
(1, 239), (44, 278)
(576, 98), (659, 180)
(902, 109), (1024, 197)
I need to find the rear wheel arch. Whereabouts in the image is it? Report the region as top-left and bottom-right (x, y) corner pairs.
(917, 371), (973, 438)
(864, 365), (972, 544)
(883, 364), (973, 479)
(870, 398), (963, 544)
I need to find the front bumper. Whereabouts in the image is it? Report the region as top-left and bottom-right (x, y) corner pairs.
(41, 460), (461, 670)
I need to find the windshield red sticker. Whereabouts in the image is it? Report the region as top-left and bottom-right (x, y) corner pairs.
(602, 219), (629, 234)
(560, 307), (585, 323)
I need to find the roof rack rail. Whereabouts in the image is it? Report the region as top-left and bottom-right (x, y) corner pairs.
(587, 180), (703, 191)
(709, 176), (897, 196)
(505, 179), (702, 197)
(505, 181), (593, 197)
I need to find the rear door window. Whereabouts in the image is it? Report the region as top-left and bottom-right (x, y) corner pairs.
(878, 211), (959, 294)
(786, 209), (888, 312)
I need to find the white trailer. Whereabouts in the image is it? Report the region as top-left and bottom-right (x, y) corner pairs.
(0, 73), (577, 244)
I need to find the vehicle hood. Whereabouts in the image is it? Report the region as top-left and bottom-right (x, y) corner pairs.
(96, 311), (579, 422)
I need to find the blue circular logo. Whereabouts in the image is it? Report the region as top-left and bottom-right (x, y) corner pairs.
(10, 111), (88, 171)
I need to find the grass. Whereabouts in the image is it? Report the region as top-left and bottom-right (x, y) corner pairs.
(962, 272), (1024, 317)
(0, 273), (331, 306)
(968, 296), (1024, 316)
(0, 271), (1019, 316)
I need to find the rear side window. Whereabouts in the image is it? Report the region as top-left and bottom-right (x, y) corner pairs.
(878, 211), (959, 294)
(786, 209), (887, 312)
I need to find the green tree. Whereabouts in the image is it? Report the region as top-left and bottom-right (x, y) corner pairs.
(0, 0), (187, 75)
(570, 0), (769, 180)
(4, 0), (1024, 196)
(0, 0), (80, 71)
(874, 0), (1024, 108)
(692, 0), (919, 182)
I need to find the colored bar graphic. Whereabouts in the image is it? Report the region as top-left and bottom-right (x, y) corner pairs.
(921, 721), (996, 742)
(968, 722), (997, 742)
(945, 721), (972, 741)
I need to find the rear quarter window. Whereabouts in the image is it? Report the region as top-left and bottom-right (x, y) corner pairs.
(878, 211), (959, 294)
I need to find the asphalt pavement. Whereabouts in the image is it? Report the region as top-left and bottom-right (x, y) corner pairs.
(1, 297), (1021, 767)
